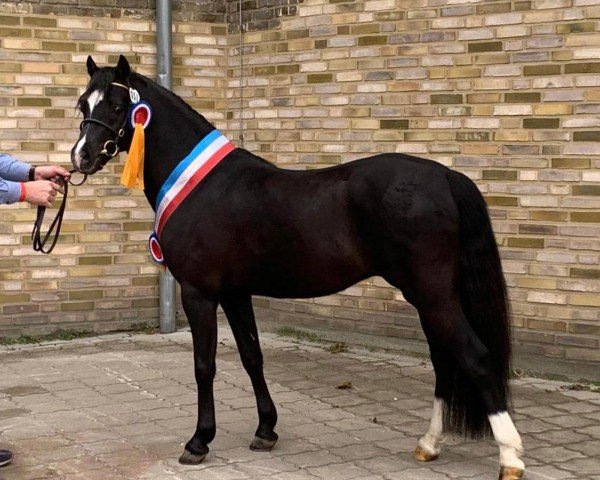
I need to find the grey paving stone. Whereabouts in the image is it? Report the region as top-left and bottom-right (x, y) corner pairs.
(527, 446), (585, 462)
(0, 326), (598, 480)
(307, 463), (374, 479)
(525, 464), (576, 479)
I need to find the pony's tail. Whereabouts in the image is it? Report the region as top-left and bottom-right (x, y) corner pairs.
(444, 169), (512, 438)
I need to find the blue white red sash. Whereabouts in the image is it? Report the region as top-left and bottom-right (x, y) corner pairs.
(149, 129), (235, 265)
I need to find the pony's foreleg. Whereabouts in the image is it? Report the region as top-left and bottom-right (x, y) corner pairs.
(221, 293), (278, 451)
(179, 284), (219, 465)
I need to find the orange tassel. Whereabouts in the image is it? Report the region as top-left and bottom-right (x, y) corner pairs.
(120, 123), (145, 190)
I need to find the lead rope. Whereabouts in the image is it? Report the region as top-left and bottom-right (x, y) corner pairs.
(31, 170), (87, 254)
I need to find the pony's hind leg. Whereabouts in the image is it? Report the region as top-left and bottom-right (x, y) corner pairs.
(179, 284), (219, 465)
(417, 296), (524, 479)
(414, 396), (445, 462)
(413, 347), (453, 462)
(220, 293), (278, 451)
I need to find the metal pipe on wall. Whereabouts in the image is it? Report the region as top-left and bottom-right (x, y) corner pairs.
(156, 0), (177, 333)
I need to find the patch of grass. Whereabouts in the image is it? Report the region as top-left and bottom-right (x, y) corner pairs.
(130, 322), (159, 335)
(0, 322), (162, 346)
(512, 368), (600, 392)
(561, 382), (600, 393)
(336, 381), (353, 390)
(276, 326), (324, 344)
(326, 342), (349, 354)
(512, 368), (571, 382)
(0, 329), (94, 346)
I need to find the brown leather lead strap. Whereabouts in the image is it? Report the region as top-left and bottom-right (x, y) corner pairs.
(31, 170), (87, 254)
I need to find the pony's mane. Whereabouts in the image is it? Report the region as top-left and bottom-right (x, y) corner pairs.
(76, 68), (214, 132)
(76, 65), (273, 166)
(138, 73), (208, 124)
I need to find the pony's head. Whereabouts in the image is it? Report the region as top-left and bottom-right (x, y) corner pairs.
(71, 55), (134, 174)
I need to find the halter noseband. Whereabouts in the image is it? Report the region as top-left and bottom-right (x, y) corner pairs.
(79, 82), (131, 161)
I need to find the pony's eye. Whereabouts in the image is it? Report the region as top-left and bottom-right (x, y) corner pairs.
(115, 105), (124, 114)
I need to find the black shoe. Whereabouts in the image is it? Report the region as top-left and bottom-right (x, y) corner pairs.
(0, 449), (12, 467)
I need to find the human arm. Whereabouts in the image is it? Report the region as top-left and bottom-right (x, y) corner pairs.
(0, 153), (30, 183)
(0, 178), (61, 207)
(0, 154), (70, 206)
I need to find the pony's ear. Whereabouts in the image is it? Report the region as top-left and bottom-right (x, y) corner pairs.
(115, 55), (131, 82)
(86, 55), (98, 77)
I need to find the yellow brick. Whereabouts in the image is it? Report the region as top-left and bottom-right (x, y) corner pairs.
(517, 278), (557, 289)
(389, 81), (419, 91)
(463, 144), (499, 155)
(3, 38), (41, 49)
(22, 62), (61, 74)
(588, 90), (600, 101)
(533, 104), (573, 115)
(428, 67), (446, 79)
(447, 67), (481, 78)
(570, 294), (600, 307)
(495, 131), (531, 141)
(472, 105), (494, 116)
(351, 119), (380, 129)
(70, 267), (104, 277)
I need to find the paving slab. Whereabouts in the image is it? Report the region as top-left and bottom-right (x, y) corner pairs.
(0, 325), (598, 480)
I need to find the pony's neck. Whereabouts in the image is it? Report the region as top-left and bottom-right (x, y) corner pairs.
(130, 74), (217, 209)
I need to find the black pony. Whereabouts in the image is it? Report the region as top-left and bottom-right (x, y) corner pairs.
(71, 56), (524, 480)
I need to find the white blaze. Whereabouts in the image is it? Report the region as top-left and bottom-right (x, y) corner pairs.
(74, 90), (104, 168)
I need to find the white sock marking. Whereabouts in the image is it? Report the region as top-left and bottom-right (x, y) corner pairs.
(489, 411), (524, 470)
(418, 397), (445, 456)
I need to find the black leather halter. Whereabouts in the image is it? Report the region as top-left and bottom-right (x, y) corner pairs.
(78, 82), (132, 161)
(79, 117), (125, 158)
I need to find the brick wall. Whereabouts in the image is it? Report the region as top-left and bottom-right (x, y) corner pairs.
(0, 2), (228, 335)
(0, 0), (226, 22)
(226, 0), (600, 362)
(0, 0), (598, 362)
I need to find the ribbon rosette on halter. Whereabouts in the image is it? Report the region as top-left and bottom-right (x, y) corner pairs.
(120, 88), (152, 190)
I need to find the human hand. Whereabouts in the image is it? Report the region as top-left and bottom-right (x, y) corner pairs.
(34, 165), (71, 183)
(24, 180), (61, 207)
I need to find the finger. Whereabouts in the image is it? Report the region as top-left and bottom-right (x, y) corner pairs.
(49, 189), (57, 197)
(57, 167), (71, 178)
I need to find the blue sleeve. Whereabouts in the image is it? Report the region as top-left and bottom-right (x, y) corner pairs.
(0, 178), (23, 204)
(0, 153), (30, 182)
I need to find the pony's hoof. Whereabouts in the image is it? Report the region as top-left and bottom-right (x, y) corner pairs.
(499, 467), (524, 480)
(250, 435), (278, 451)
(413, 445), (439, 462)
(178, 448), (207, 465)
